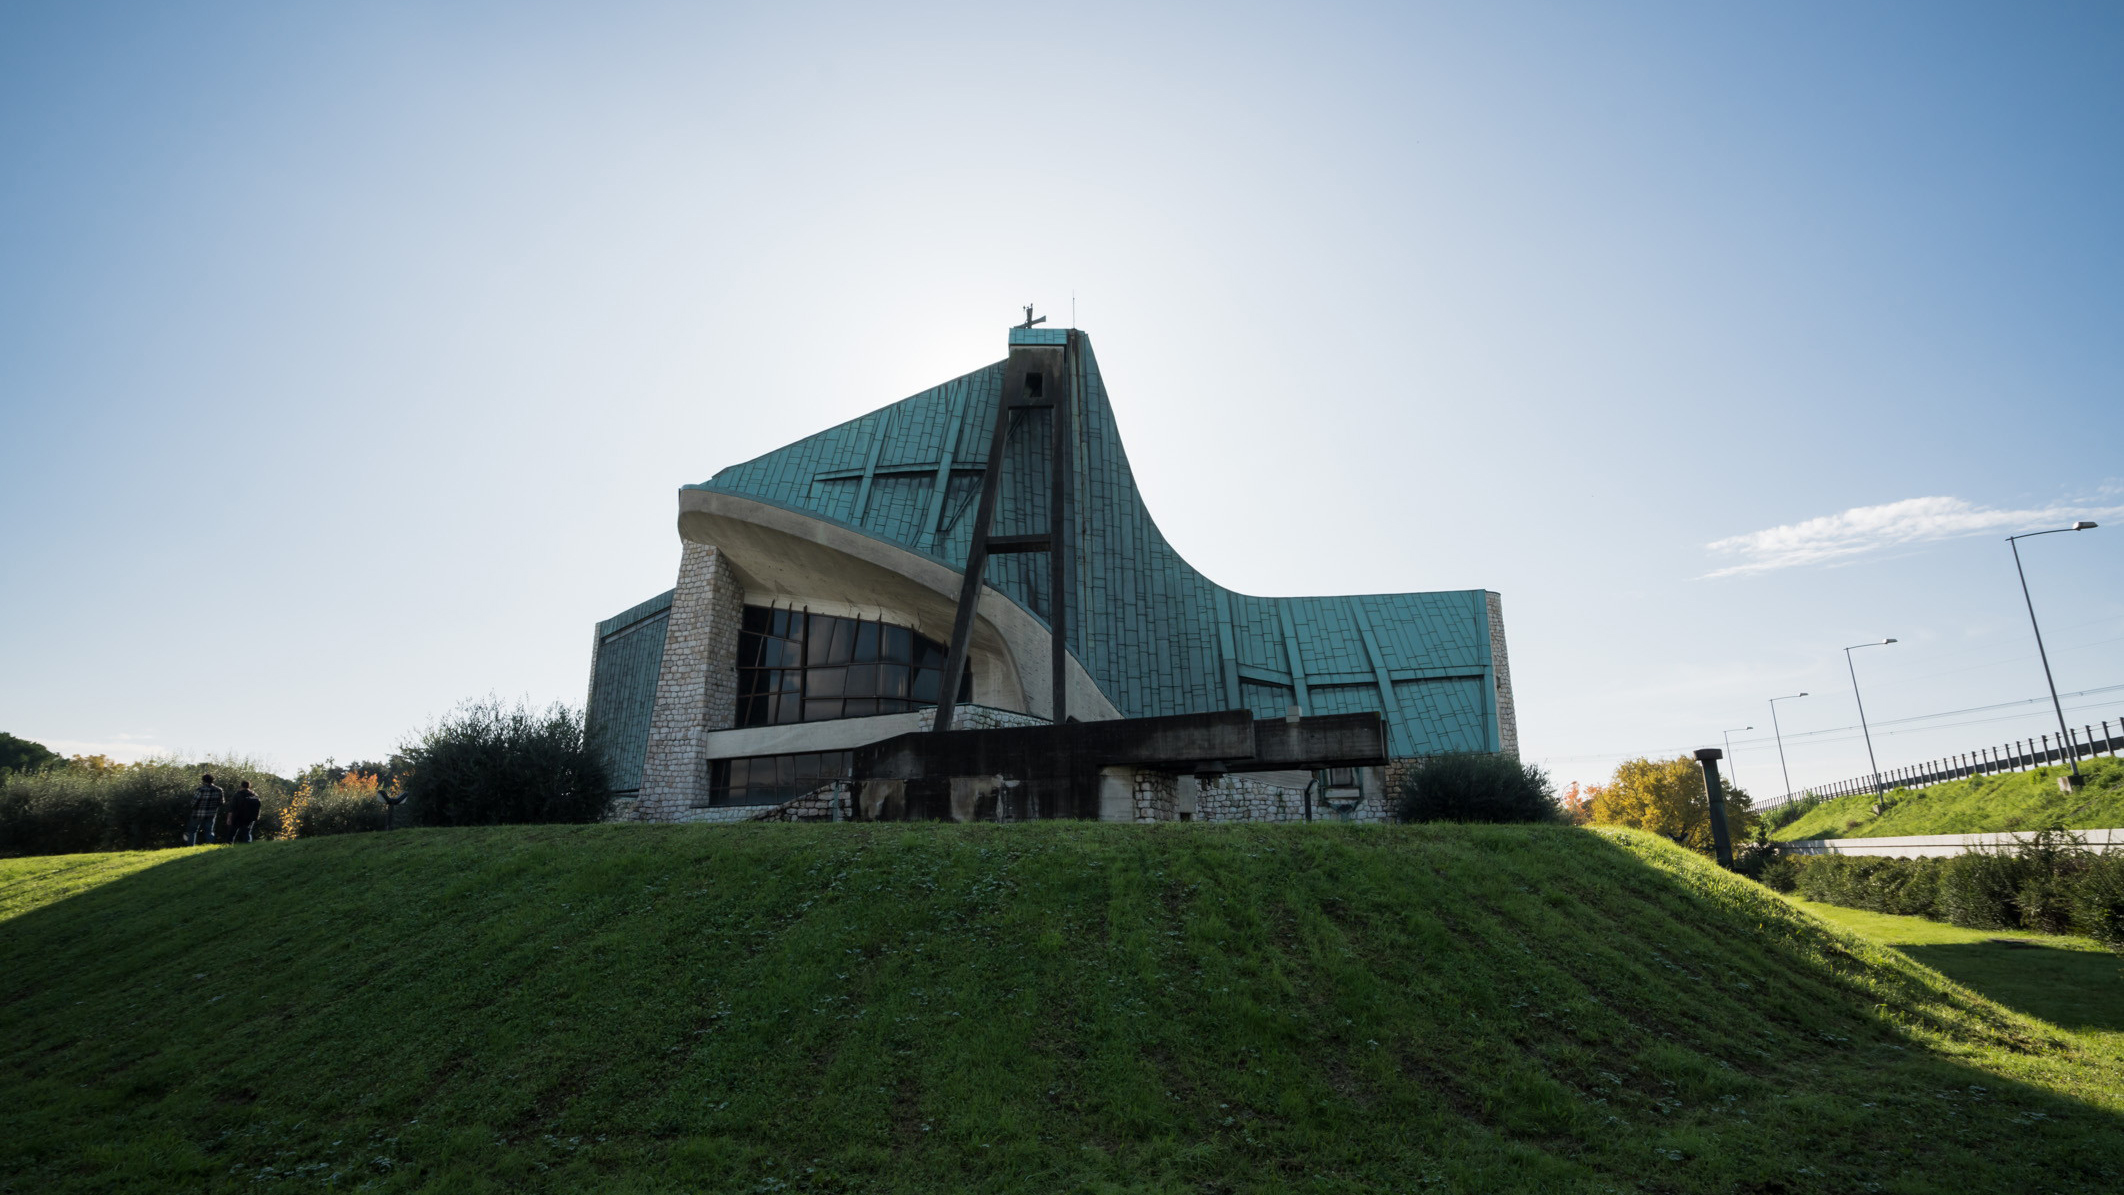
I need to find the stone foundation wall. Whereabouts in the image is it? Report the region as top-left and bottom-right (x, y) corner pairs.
(748, 782), (850, 823)
(1190, 772), (1394, 824)
(914, 705), (1049, 732)
(1194, 775), (1308, 822)
(1130, 770), (1177, 823)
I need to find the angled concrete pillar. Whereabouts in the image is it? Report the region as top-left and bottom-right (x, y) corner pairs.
(1486, 592), (1519, 759)
(637, 543), (743, 820)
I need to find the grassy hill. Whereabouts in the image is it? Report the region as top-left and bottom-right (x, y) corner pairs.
(1771, 757), (2124, 841)
(4, 823), (2123, 1193)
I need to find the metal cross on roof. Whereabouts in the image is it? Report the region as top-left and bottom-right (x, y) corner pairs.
(1020, 304), (1046, 329)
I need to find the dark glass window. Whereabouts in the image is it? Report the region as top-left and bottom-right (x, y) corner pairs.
(706, 751), (853, 807)
(1326, 767), (1358, 789)
(735, 606), (970, 728)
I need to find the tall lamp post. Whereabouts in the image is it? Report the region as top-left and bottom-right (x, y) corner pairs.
(2008, 521), (2100, 789)
(1722, 726), (1753, 793)
(1844, 639), (1897, 810)
(1768, 692), (1808, 804)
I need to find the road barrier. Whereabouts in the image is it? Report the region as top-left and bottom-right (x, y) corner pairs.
(1793, 712), (2121, 803)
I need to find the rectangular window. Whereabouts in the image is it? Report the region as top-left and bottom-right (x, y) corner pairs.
(1326, 767), (1358, 789)
(704, 751), (854, 807)
(734, 605), (969, 728)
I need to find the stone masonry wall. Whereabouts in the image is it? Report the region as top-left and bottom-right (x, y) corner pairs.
(1130, 770), (1177, 823)
(1191, 773), (1394, 824)
(1487, 591), (1518, 759)
(1194, 775), (1308, 822)
(914, 705), (1049, 732)
(634, 543), (743, 820)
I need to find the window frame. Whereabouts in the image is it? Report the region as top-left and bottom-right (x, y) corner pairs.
(735, 606), (969, 729)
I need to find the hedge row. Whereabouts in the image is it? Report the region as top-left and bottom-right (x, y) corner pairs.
(0, 763), (394, 856)
(1758, 830), (2124, 953)
(1, 701), (609, 858)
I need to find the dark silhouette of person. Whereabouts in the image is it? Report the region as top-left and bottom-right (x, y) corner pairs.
(186, 773), (224, 846)
(226, 780), (262, 844)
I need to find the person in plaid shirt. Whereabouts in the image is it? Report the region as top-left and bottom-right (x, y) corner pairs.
(185, 773), (224, 846)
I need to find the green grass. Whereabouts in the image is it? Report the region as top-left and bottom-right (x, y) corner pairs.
(1771, 756), (2124, 840)
(4, 823), (2123, 1193)
(1789, 900), (2124, 1038)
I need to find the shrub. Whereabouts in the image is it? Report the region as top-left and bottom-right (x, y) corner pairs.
(2070, 855), (2124, 953)
(1788, 855), (1942, 917)
(279, 772), (391, 839)
(397, 699), (609, 827)
(0, 760), (293, 857)
(0, 771), (107, 856)
(1730, 839), (1780, 882)
(2017, 874), (2078, 935)
(1396, 753), (1557, 824)
(1934, 850), (2032, 930)
(1770, 830), (2124, 952)
(1755, 853), (1803, 893)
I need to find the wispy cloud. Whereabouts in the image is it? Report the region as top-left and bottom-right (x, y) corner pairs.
(1705, 496), (2122, 577)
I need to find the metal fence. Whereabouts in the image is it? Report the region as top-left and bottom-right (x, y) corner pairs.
(1798, 711), (2123, 802)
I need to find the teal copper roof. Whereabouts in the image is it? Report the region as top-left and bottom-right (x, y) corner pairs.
(680, 330), (1507, 758)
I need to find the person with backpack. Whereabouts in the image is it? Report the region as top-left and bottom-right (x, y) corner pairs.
(225, 780), (262, 844)
(185, 773), (224, 846)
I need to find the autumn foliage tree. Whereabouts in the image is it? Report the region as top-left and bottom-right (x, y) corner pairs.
(1557, 781), (1603, 826)
(1586, 756), (1756, 854)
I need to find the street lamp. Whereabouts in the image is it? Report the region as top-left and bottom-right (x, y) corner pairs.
(2007, 521), (2099, 789)
(1844, 639), (1897, 809)
(1768, 692), (1808, 803)
(1722, 726), (1753, 793)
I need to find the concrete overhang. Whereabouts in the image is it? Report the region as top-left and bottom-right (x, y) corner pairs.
(677, 488), (1121, 724)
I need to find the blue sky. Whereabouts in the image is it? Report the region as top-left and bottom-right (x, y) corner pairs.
(3, 1), (2119, 798)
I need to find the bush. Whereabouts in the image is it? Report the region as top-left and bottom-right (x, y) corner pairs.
(1755, 853), (1804, 893)
(0, 760), (294, 857)
(1730, 838), (1782, 882)
(397, 699), (609, 827)
(1788, 855), (1944, 917)
(1770, 828), (2124, 952)
(1935, 850), (2035, 931)
(280, 773), (391, 838)
(2070, 856), (2124, 953)
(1396, 753), (1557, 824)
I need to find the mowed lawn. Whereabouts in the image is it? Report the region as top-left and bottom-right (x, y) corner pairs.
(1791, 899), (2124, 1044)
(4, 823), (2124, 1193)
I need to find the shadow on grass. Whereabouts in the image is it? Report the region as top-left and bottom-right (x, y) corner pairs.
(1899, 940), (2124, 1034)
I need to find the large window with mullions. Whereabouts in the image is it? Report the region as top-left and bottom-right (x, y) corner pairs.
(735, 606), (970, 726)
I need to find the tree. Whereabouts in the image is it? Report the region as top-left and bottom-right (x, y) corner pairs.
(396, 698), (610, 826)
(1557, 781), (1603, 826)
(0, 733), (62, 775)
(1589, 756), (1756, 854)
(1396, 752), (1559, 824)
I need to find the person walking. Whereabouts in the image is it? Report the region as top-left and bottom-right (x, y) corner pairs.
(225, 780), (261, 844)
(185, 773), (224, 846)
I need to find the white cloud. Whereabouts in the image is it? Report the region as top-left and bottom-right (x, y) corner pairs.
(1705, 496), (2121, 578)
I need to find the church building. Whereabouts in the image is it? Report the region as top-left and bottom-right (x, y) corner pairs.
(585, 323), (1515, 823)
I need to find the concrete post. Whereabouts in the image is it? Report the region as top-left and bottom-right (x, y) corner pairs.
(1694, 747), (1734, 869)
